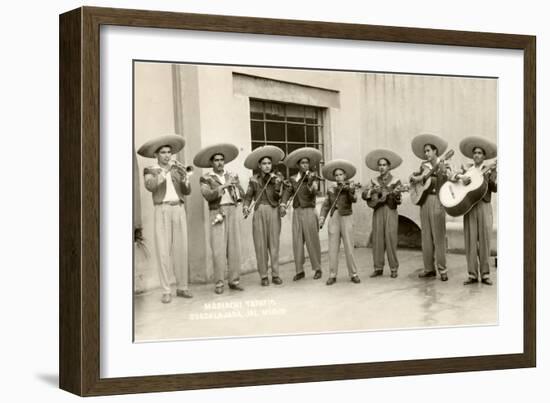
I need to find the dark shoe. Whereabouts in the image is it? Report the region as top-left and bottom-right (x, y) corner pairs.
(229, 283), (244, 291)
(176, 289), (193, 298)
(481, 278), (493, 286)
(419, 270), (437, 278)
(261, 277), (269, 286)
(293, 272), (305, 281)
(463, 278), (478, 285)
(351, 275), (361, 284)
(440, 273), (448, 282)
(272, 276), (283, 285)
(214, 282), (224, 294)
(370, 270), (383, 278)
(313, 270), (322, 280)
(390, 272), (398, 278)
(326, 277), (337, 286)
(161, 294), (172, 304)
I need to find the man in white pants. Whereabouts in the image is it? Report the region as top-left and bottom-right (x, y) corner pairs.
(138, 134), (193, 304)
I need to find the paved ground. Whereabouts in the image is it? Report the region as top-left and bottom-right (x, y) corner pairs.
(134, 248), (497, 342)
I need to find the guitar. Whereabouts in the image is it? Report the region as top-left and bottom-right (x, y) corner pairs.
(439, 160), (497, 217)
(409, 150), (455, 205)
(366, 184), (409, 209)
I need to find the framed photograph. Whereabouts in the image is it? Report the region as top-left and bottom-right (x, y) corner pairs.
(59, 6), (536, 396)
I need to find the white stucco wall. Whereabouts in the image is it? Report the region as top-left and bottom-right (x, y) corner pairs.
(134, 62), (177, 291)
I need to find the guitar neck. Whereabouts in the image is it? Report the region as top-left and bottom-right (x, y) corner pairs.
(480, 163), (497, 175)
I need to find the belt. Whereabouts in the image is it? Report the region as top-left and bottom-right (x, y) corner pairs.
(158, 200), (183, 206)
(220, 203), (236, 206)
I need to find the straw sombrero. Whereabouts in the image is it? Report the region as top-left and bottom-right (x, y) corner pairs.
(459, 136), (497, 159)
(244, 145), (285, 170)
(365, 149), (403, 171)
(322, 159), (357, 182)
(411, 133), (448, 159)
(137, 134), (185, 158)
(193, 143), (239, 168)
(284, 147), (322, 168)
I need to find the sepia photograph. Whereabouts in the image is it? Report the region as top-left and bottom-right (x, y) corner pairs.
(133, 61), (498, 342)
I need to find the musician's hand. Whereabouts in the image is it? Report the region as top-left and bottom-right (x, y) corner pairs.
(279, 205), (287, 218)
(319, 216), (325, 228)
(177, 167), (187, 178)
(409, 176), (420, 185)
(308, 172), (320, 181)
(243, 206), (250, 217)
(462, 176), (472, 186)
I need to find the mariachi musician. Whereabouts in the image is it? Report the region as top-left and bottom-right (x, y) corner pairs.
(319, 159), (361, 286)
(452, 136), (497, 286)
(137, 134), (193, 303)
(280, 147), (323, 282)
(194, 143), (245, 295)
(409, 133), (453, 282)
(362, 149), (405, 279)
(243, 145), (286, 286)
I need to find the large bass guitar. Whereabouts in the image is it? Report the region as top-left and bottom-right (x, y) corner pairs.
(438, 160), (497, 217)
(409, 150), (454, 205)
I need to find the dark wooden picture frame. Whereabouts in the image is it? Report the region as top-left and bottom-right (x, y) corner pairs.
(59, 6), (536, 396)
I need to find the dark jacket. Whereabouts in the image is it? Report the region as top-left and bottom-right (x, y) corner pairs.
(320, 183), (357, 218)
(243, 172), (284, 210)
(199, 171), (245, 211)
(143, 165), (191, 205)
(281, 172), (319, 209)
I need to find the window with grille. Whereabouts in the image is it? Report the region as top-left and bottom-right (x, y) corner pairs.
(249, 99), (326, 193)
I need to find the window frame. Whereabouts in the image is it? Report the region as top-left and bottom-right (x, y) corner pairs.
(249, 98), (327, 194)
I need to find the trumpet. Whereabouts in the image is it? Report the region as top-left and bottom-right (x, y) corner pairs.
(170, 159), (194, 176)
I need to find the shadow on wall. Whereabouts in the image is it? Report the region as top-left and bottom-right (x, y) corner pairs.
(367, 215), (422, 249)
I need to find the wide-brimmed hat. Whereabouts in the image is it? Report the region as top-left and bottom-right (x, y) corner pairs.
(137, 134), (185, 158)
(284, 147), (323, 168)
(193, 143), (239, 168)
(322, 159), (357, 182)
(244, 145), (285, 170)
(459, 136), (497, 159)
(365, 149), (403, 171)
(411, 133), (448, 159)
